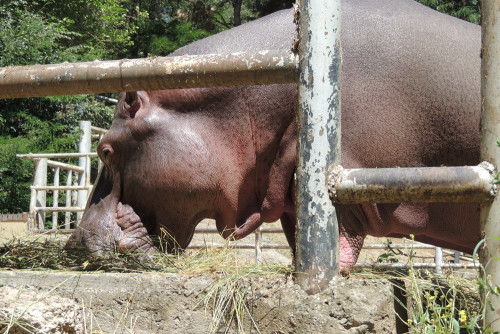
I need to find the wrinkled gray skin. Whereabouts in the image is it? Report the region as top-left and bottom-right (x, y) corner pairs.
(68, 0), (481, 268)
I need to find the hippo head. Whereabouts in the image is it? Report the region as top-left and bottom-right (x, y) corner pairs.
(67, 85), (298, 254)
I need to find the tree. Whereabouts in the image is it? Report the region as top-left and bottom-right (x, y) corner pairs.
(416, 0), (480, 24)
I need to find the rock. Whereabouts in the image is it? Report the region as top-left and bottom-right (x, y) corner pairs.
(0, 286), (84, 334)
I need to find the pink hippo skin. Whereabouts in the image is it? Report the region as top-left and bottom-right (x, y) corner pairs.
(68, 0), (481, 268)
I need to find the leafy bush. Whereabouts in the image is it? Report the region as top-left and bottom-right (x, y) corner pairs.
(417, 0), (480, 24)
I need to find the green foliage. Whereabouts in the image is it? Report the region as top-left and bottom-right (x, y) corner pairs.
(0, 8), (77, 66)
(0, 138), (32, 213)
(416, 0), (480, 24)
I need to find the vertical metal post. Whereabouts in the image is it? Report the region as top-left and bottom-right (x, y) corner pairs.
(65, 170), (72, 229)
(72, 177), (78, 220)
(434, 247), (443, 275)
(255, 227), (262, 263)
(296, 0), (341, 293)
(33, 158), (47, 229)
(98, 133), (104, 172)
(480, 1), (500, 330)
(52, 167), (60, 229)
(77, 121), (91, 223)
(454, 251), (460, 264)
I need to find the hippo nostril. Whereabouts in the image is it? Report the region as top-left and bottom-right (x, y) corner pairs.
(99, 144), (115, 164)
(103, 148), (111, 158)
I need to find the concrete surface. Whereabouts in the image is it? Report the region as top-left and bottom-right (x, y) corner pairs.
(0, 270), (399, 333)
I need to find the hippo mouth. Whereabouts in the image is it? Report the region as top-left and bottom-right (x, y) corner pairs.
(66, 166), (157, 255)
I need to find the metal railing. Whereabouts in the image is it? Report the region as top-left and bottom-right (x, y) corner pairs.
(17, 122), (105, 230)
(189, 225), (478, 272)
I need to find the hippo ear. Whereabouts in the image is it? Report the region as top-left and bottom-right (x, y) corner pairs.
(123, 91), (141, 118)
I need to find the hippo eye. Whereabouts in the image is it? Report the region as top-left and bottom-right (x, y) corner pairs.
(123, 92), (141, 119)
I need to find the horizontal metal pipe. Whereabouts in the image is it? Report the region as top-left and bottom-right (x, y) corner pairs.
(35, 207), (84, 212)
(90, 126), (108, 134)
(46, 160), (85, 173)
(194, 227), (285, 234)
(31, 229), (74, 234)
(330, 163), (497, 204)
(256, 228), (284, 233)
(31, 186), (88, 191)
(93, 94), (118, 104)
(187, 243), (289, 250)
(362, 244), (436, 250)
(17, 153), (98, 159)
(354, 262), (478, 269)
(0, 50), (298, 98)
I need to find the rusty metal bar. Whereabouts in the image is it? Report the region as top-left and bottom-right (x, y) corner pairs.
(295, 0), (342, 293)
(480, 1), (500, 330)
(0, 51), (298, 98)
(330, 164), (496, 204)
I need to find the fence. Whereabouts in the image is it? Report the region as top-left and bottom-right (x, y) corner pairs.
(2, 0), (499, 328)
(17, 122), (105, 231)
(0, 213), (28, 222)
(190, 224), (477, 272)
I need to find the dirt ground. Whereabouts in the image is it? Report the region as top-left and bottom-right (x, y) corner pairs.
(0, 270), (400, 333)
(0, 221), (28, 243)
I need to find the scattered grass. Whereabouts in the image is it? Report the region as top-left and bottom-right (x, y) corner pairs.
(0, 236), (292, 276)
(1, 235), (499, 333)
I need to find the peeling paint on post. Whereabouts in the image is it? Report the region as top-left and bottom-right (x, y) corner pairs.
(480, 1), (500, 330)
(295, 0), (341, 293)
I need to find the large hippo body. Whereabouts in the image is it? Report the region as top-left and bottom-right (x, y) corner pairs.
(69, 0), (481, 267)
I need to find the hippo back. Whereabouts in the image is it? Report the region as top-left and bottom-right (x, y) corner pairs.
(170, 9), (296, 56)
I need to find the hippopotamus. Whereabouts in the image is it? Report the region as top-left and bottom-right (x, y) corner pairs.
(68, 0), (482, 268)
